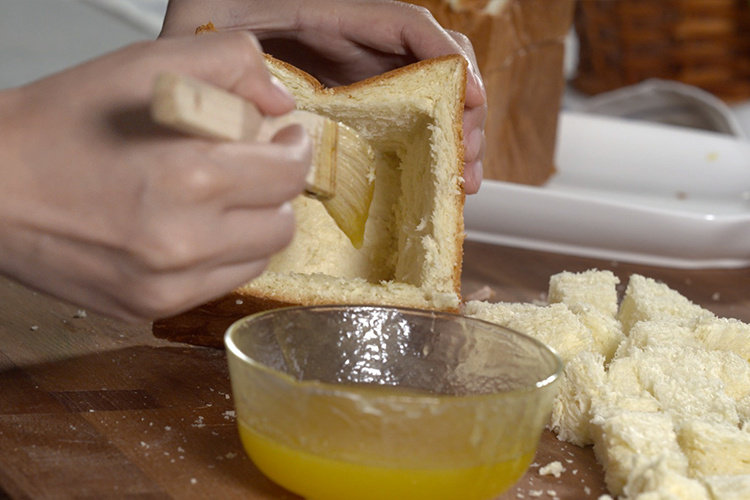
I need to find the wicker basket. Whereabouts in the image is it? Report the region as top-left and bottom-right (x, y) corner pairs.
(573, 0), (750, 102)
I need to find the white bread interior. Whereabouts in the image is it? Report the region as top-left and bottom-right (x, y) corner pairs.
(463, 270), (750, 498)
(153, 55), (467, 346)
(239, 55), (467, 311)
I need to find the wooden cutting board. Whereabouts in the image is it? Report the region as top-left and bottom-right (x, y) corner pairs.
(2, 240), (748, 499)
(0, 284), (607, 498)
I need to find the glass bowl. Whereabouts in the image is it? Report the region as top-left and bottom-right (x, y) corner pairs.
(225, 305), (562, 500)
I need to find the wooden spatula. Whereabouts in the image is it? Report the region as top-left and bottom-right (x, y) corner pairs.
(150, 73), (375, 248)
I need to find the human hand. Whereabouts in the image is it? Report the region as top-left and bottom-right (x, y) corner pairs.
(0, 33), (310, 322)
(161, 0), (487, 193)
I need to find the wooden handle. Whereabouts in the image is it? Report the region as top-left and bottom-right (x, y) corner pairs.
(151, 73), (265, 142)
(150, 72), (337, 200)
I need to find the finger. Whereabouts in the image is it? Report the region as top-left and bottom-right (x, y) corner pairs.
(447, 30), (487, 109)
(463, 103), (486, 160)
(464, 126), (484, 167)
(463, 159), (483, 195)
(136, 32), (296, 116)
(217, 123), (311, 208)
(129, 201), (296, 275)
(151, 121), (310, 210)
(341, 4), (486, 105)
(114, 257), (273, 322)
(201, 202), (297, 269)
(120, 207), (296, 320)
(169, 257), (272, 314)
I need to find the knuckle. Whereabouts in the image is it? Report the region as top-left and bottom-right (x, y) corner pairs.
(169, 161), (224, 203)
(123, 277), (187, 319)
(262, 204), (297, 252)
(230, 30), (263, 56)
(268, 128), (313, 196)
(289, 140), (313, 188)
(128, 223), (201, 272)
(221, 31), (265, 76)
(276, 204), (297, 245)
(449, 30), (472, 50)
(400, 3), (434, 20)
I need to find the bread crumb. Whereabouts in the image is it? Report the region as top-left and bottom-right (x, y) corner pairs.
(30, 325), (39, 331)
(597, 495), (614, 500)
(528, 491), (544, 497)
(235, 299), (244, 305)
(192, 416), (206, 428)
(539, 461), (565, 478)
(190, 478), (197, 485)
(73, 309), (87, 318)
(195, 21), (215, 34)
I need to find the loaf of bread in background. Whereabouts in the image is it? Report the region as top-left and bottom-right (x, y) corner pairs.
(404, 0), (575, 185)
(152, 54), (468, 348)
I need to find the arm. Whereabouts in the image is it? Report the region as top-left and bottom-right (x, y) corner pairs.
(0, 33), (310, 322)
(161, 0), (486, 193)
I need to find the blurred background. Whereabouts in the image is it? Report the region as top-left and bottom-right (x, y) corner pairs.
(2, 0), (749, 164)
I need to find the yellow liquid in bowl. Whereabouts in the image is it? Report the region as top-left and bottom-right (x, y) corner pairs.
(239, 422), (534, 500)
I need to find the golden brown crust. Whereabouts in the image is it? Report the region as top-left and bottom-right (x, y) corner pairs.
(264, 53), (467, 106)
(262, 54), (325, 92)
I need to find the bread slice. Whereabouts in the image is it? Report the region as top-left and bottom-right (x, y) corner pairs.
(153, 54), (468, 347)
(463, 300), (595, 364)
(617, 274), (715, 334)
(548, 269), (624, 361)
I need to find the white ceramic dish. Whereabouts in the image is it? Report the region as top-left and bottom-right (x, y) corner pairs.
(464, 111), (750, 268)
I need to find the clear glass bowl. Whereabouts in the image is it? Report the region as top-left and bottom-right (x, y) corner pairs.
(225, 305), (562, 500)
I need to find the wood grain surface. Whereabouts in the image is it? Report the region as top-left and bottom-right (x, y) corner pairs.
(1, 240), (747, 499)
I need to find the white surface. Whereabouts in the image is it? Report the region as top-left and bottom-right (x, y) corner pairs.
(465, 112), (750, 268)
(0, 0), (163, 90)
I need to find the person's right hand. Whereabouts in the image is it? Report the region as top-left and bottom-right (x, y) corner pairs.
(0, 33), (310, 322)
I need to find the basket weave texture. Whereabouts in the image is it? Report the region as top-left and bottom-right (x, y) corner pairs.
(573, 0), (750, 102)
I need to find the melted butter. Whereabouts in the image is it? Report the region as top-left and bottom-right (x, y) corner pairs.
(239, 421), (534, 500)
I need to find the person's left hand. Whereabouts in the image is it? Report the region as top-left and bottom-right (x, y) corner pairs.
(160, 0), (486, 193)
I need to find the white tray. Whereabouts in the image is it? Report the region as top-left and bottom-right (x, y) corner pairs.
(464, 111), (750, 269)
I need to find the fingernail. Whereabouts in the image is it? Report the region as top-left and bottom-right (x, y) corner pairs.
(465, 127), (484, 161)
(468, 67), (486, 100)
(270, 76), (295, 104)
